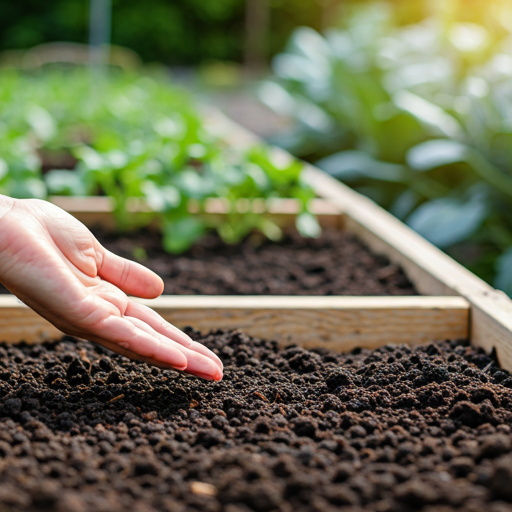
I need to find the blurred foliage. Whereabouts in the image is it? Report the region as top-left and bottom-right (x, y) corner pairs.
(0, 67), (318, 252)
(0, 0), (323, 65)
(260, 0), (512, 294)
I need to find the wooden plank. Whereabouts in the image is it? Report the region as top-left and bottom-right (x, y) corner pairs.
(0, 296), (469, 352)
(0, 297), (63, 343)
(49, 196), (344, 230)
(468, 290), (512, 371)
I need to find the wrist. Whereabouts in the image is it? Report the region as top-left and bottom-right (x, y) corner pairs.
(0, 195), (16, 220)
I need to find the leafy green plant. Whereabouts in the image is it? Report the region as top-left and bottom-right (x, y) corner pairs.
(0, 67), (318, 252)
(260, 1), (512, 294)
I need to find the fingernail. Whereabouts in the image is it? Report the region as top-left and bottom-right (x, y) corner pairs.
(194, 371), (216, 381)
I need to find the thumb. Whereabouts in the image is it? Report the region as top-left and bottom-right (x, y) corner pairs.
(94, 242), (164, 299)
(40, 201), (164, 298)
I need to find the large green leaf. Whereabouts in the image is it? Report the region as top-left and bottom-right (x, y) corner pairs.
(495, 246), (512, 296)
(316, 150), (405, 182)
(393, 91), (464, 139)
(407, 140), (470, 171)
(407, 195), (487, 248)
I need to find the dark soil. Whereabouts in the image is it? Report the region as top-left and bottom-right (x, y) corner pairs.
(92, 229), (417, 296)
(1, 332), (512, 511)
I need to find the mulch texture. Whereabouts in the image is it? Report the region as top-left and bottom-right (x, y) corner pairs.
(0, 331), (512, 511)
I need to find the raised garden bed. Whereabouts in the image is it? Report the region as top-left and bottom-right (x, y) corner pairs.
(3, 111), (512, 362)
(3, 111), (512, 360)
(0, 194), (470, 350)
(2, 112), (512, 512)
(1, 331), (512, 512)
(91, 228), (417, 297)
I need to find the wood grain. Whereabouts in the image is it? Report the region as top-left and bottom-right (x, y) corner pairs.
(466, 290), (512, 371)
(49, 196), (344, 230)
(0, 297), (63, 343)
(0, 296), (468, 351)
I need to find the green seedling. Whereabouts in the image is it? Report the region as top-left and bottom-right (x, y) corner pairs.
(0, 67), (320, 253)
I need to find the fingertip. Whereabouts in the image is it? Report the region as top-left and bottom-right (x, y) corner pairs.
(152, 275), (165, 298)
(159, 344), (188, 370)
(194, 369), (223, 381)
(140, 273), (164, 299)
(189, 341), (223, 371)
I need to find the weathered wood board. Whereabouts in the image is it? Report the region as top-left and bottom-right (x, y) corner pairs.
(0, 295), (469, 352)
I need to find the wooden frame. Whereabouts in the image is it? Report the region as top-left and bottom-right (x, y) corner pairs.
(1, 109), (511, 369)
(0, 194), (473, 355)
(0, 295), (469, 352)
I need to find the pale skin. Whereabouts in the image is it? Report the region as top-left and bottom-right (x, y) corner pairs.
(0, 195), (223, 381)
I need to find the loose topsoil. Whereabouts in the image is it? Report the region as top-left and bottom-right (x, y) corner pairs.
(92, 229), (417, 296)
(1, 332), (512, 511)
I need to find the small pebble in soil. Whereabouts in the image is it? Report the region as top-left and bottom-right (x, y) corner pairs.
(0, 331), (512, 511)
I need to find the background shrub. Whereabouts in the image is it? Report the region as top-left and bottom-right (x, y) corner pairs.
(260, 0), (512, 293)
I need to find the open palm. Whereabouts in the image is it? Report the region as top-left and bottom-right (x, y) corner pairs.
(0, 198), (222, 381)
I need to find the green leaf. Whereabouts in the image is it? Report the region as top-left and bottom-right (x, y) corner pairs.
(10, 178), (47, 199)
(288, 27), (331, 61)
(153, 116), (185, 139)
(296, 212), (321, 238)
(258, 82), (296, 117)
(74, 147), (104, 171)
(407, 196), (487, 248)
(393, 91), (464, 139)
(175, 170), (214, 199)
(246, 164), (270, 191)
(0, 158), (8, 181)
(26, 105), (57, 142)
(495, 246), (512, 296)
(162, 217), (205, 254)
(316, 151), (405, 182)
(389, 190), (420, 220)
(258, 219), (283, 242)
(142, 181), (181, 212)
(45, 170), (88, 196)
(407, 140), (469, 171)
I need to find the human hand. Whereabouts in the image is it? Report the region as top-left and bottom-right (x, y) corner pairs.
(0, 197), (223, 381)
